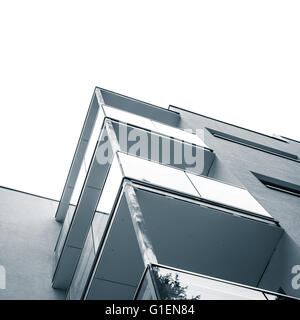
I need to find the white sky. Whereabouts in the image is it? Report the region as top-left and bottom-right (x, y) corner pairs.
(0, 1), (299, 200)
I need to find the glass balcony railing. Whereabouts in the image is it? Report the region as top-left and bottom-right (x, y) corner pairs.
(103, 104), (208, 149)
(79, 175), (284, 299)
(54, 87), (280, 295)
(135, 264), (296, 300)
(67, 155), (123, 299)
(186, 172), (272, 219)
(68, 212), (109, 300)
(54, 108), (105, 268)
(55, 91), (214, 270)
(110, 120), (214, 176)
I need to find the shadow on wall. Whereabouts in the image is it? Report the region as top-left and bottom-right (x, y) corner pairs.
(259, 232), (300, 298)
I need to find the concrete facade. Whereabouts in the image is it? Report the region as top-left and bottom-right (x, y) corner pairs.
(0, 187), (65, 299)
(171, 107), (300, 296)
(0, 87), (299, 300)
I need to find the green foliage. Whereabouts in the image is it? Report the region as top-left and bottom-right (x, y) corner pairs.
(153, 268), (201, 300)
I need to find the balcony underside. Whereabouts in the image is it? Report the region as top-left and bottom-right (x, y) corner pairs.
(84, 184), (282, 300)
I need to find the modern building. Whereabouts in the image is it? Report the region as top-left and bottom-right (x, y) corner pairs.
(0, 87), (299, 300)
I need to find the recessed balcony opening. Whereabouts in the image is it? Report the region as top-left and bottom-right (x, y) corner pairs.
(82, 182), (282, 300)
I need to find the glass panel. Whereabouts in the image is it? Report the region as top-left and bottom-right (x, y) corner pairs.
(70, 107), (105, 206)
(92, 211), (109, 252)
(151, 266), (265, 300)
(151, 121), (208, 148)
(104, 105), (209, 149)
(135, 270), (156, 300)
(111, 120), (213, 176)
(118, 152), (199, 198)
(68, 211), (110, 299)
(103, 105), (156, 132)
(54, 204), (76, 265)
(136, 266), (295, 300)
(96, 155), (123, 214)
(70, 163), (86, 205)
(68, 227), (95, 300)
(55, 108), (105, 263)
(84, 107), (105, 169)
(186, 173), (272, 218)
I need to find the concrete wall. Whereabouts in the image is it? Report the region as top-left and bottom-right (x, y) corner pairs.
(172, 107), (300, 297)
(0, 187), (65, 299)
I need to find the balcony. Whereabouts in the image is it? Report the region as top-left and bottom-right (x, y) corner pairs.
(135, 264), (295, 300)
(74, 166), (281, 299)
(53, 88), (215, 289)
(53, 88), (284, 300)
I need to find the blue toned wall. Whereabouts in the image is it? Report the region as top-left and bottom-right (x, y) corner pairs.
(0, 187), (65, 299)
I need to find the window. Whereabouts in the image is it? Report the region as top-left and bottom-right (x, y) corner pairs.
(253, 173), (300, 198)
(208, 128), (298, 161)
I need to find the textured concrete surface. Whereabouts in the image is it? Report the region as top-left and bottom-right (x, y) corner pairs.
(0, 187), (65, 299)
